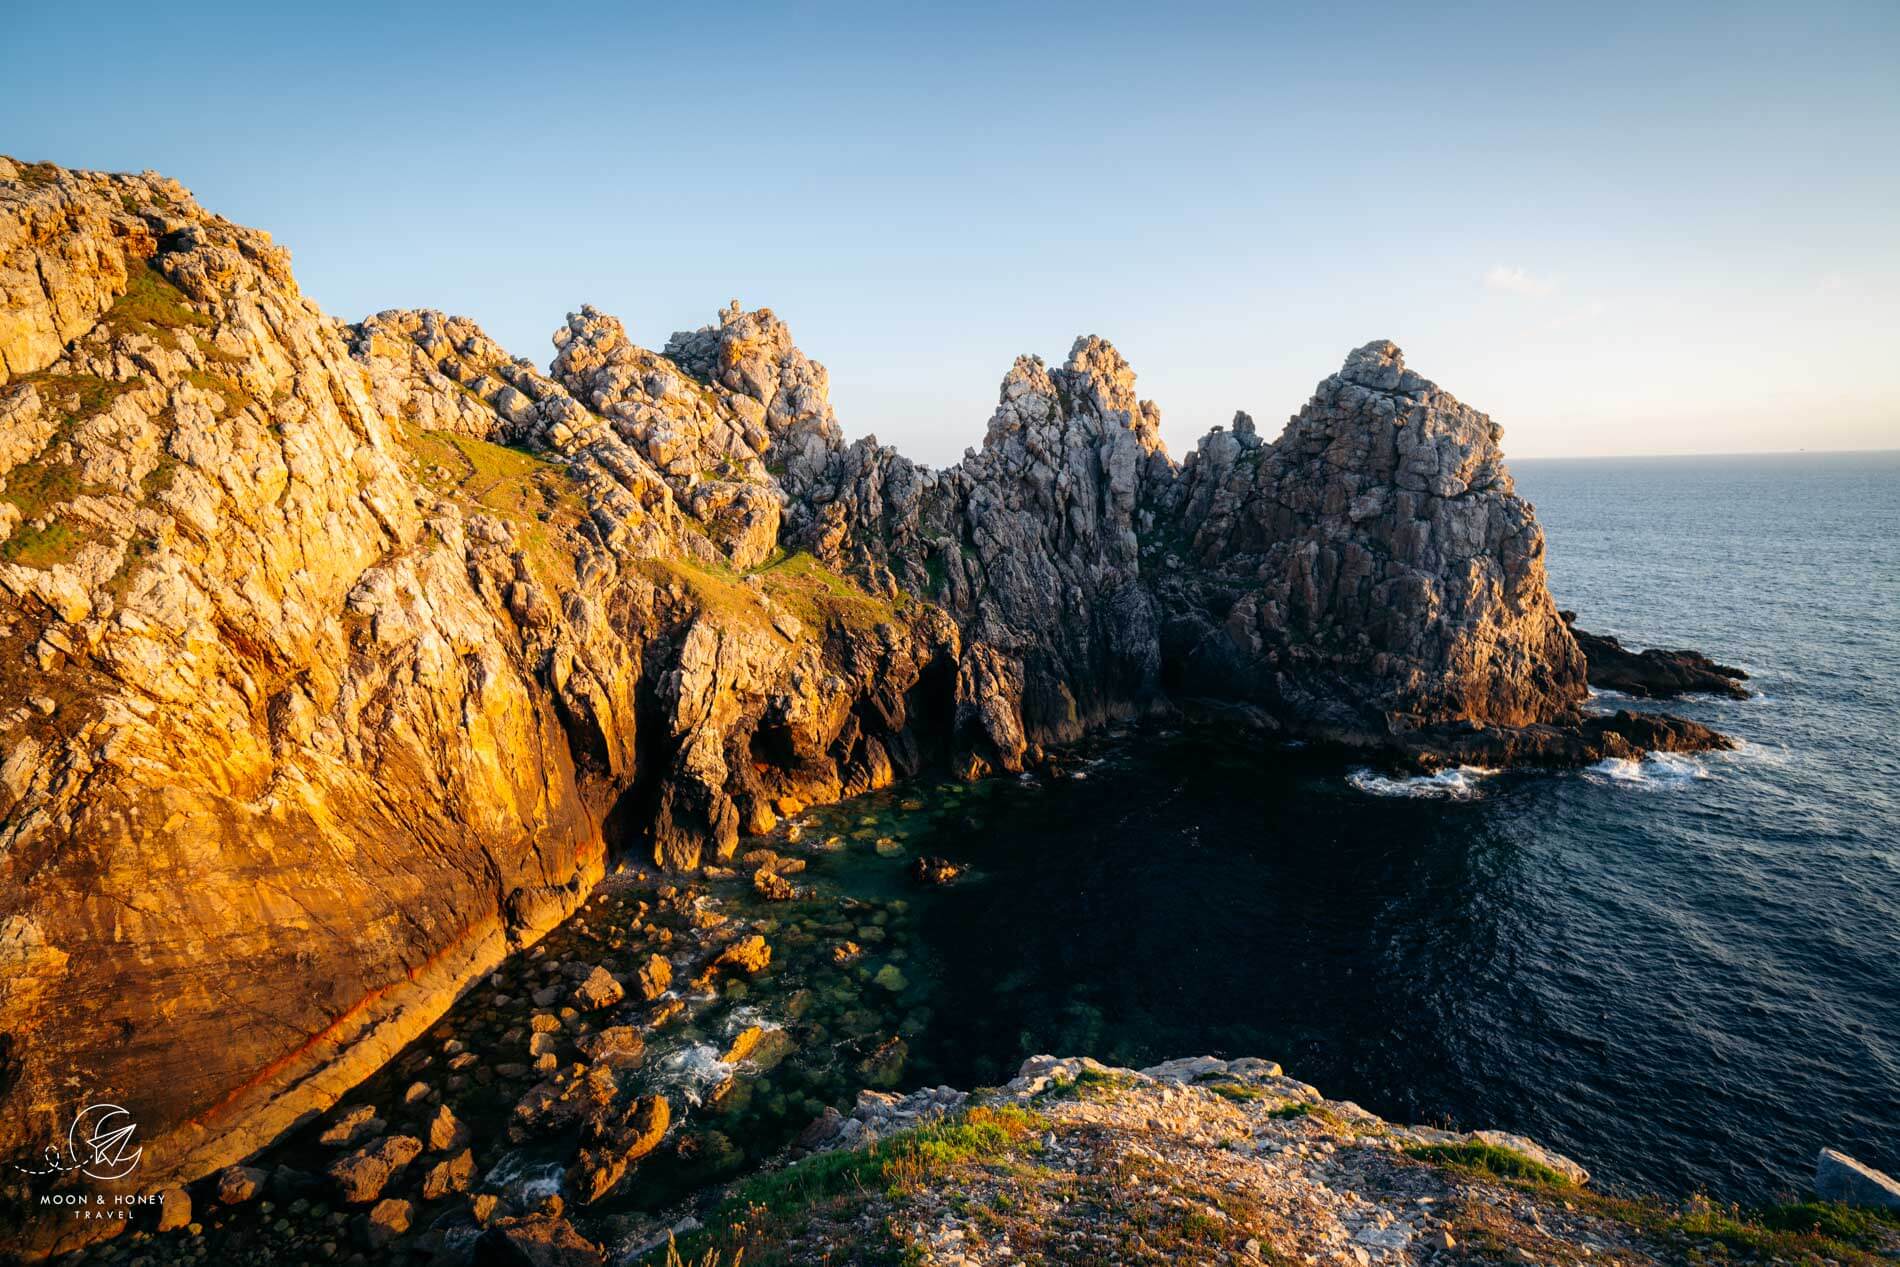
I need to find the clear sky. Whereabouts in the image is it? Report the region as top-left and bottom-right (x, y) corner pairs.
(6, 1), (1896, 465)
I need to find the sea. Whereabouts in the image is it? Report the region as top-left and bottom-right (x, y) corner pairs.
(885, 450), (1900, 1205)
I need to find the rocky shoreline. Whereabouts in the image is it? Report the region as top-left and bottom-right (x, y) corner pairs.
(0, 154), (1751, 1259)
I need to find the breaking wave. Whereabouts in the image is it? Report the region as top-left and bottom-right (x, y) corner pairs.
(1582, 751), (1712, 788)
(1346, 766), (1496, 800)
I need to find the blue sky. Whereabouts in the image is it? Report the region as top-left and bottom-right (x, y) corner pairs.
(6, 1), (1896, 464)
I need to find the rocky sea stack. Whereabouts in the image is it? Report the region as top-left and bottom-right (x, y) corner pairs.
(0, 157), (1734, 1250)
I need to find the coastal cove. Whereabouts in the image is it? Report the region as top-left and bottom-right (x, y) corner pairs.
(3, 153), (1897, 1265)
(60, 449), (1897, 1264)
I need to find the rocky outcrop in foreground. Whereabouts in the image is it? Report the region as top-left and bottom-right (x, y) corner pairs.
(0, 155), (1731, 1231)
(631, 1055), (1900, 1266)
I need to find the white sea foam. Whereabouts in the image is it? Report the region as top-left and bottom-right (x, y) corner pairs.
(484, 1152), (564, 1203)
(1583, 751), (1712, 788)
(649, 1042), (736, 1107)
(1346, 766), (1496, 800)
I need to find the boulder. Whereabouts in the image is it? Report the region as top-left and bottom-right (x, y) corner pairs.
(1816, 1148), (1900, 1211)
(576, 1025), (644, 1067)
(570, 966), (624, 1011)
(633, 953), (673, 1001)
(712, 935), (771, 976)
(361, 1197), (412, 1251)
(566, 1095), (671, 1205)
(421, 1147), (477, 1201)
(427, 1103), (472, 1152)
(155, 1187), (191, 1232)
(327, 1135), (423, 1204)
(472, 1213), (605, 1267)
(319, 1104), (384, 1147)
(216, 1165), (265, 1205)
(752, 868), (798, 901)
(909, 856), (960, 886)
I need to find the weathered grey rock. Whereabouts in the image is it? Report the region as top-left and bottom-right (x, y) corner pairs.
(1816, 1147), (1900, 1211)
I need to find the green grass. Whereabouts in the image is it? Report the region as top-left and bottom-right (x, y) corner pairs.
(749, 549), (902, 632)
(102, 263), (213, 340)
(399, 426), (582, 584)
(1, 520), (83, 568)
(1201, 1080), (1270, 1103)
(1037, 1065), (1130, 1101)
(1405, 1141), (1574, 1188)
(647, 1106), (1045, 1266)
(1660, 1197), (1900, 1263)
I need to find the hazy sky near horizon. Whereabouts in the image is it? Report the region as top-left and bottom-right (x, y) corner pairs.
(6, 1), (1897, 465)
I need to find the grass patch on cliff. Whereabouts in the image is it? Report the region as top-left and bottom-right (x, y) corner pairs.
(1, 520), (83, 568)
(750, 550), (901, 633)
(647, 1106), (1045, 1266)
(642, 549), (905, 641)
(398, 426), (585, 586)
(1664, 1199), (1900, 1262)
(1406, 1141), (1574, 1188)
(103, 262), (214, 339)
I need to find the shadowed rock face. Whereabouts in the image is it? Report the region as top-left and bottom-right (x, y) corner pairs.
(0, 156), (1723, 1222)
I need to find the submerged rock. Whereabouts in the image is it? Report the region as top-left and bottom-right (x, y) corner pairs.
(909, 855), (961, 886)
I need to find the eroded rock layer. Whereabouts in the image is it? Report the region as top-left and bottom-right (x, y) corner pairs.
(0, 156), (1723, 1222)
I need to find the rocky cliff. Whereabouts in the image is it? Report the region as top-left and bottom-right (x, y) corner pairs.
(0, 155), (1726, 1231)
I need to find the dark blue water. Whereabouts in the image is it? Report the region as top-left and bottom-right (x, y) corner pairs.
(897, 451), (1900, 1205)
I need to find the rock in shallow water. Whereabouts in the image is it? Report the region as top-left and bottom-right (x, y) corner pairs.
(1816, 1147), (1900, 1211)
